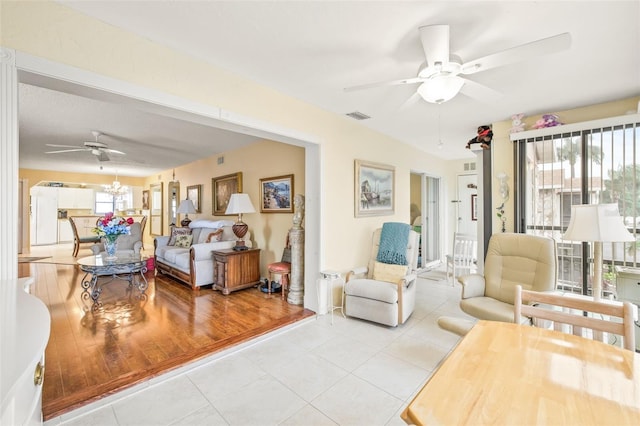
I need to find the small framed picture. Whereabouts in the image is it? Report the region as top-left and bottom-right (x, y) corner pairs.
(187, 184), (202, 213)
(260, 174), (294, 213)
(212, 172), (242, 215)
(142, 190), (149, 210)
(354, 159), (395, 217)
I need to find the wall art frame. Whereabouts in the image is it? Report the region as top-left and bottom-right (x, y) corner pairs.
(260, 174), (294, 213)
(187, 184), (202, 213)
(212, 172), (242, 215)
(354, 159), (395, 217)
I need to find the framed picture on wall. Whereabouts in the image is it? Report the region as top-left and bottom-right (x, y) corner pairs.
(187, 184), (202, 213)
(260, 174), (294, 213)
(212, 172), (242, 215)
(354, 159), (395, 217)
(142, 190), (149, 210)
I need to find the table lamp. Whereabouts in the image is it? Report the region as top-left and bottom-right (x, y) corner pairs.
(563, 203), (634, 301)
(225, 193), (256, 251)
(177, 199), (196, 227)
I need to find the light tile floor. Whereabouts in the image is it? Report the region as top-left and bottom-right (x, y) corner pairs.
(44, 271), (475, 426)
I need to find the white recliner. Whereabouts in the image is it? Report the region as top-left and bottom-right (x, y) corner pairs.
(90, 222), (143, 256)
(344, 226), (420, 327)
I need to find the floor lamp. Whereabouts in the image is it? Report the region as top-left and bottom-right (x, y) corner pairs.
(563, 203), (634, 301)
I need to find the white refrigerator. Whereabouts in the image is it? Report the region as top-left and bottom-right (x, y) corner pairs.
(30, 187), (58, 245)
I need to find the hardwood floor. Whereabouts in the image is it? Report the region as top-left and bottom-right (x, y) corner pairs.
(18, 253), (313, 421)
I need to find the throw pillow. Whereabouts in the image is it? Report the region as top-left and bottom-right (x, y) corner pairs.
(168, 226), (192, 246)
(372, 261), (408, 283)
(174, 234), (193, 248)
(205, 228), (224, 243)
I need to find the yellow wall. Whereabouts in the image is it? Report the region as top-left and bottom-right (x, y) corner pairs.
(19, 169), (145, 188)
(2, 0), (455, 275)
(491, 96), (640, 233)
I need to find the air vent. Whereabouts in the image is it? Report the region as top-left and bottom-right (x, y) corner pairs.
(346, 111), (371, 121)
(463, 162), (477, 171)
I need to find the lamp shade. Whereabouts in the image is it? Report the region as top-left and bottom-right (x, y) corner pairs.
(225, 193), (256, 215)
(563, 204), (634, 243)
(177, 199), (196, 215)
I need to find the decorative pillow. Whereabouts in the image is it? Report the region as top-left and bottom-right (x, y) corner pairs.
(168, 226), (192, 246)
(174, 234), (193, 248)
(372, 261), (408, 283)
(205, 228), (224, 243)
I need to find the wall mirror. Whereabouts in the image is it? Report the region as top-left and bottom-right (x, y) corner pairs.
(168, 181), (180, 226)
(150, 182), (163, 236)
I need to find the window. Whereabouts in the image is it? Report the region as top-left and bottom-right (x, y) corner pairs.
(514, 117), (640, 297)
(95, 191), (115, 214)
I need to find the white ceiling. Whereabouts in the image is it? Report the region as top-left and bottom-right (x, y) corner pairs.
(20, 1), (640, 177)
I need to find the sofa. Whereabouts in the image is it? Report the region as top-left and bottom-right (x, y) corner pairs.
(154, 220), (252, 290)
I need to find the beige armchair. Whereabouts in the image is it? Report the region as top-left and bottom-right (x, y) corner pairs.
(458, 233), (557, 324)
(344, 226), (420, 327)
(90, 222), (143, 256)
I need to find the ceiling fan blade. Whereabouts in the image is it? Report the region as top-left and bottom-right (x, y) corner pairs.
(461, 32), (571, 75)
(104, 148), (126, 155)
(459, 78), (503, 103)
(419, 25), (450, 66)
(344, 76), (423, 92)
(398, 92), (422, 112)
(45, 148), (86, 154)
(45, 143), (83, 149)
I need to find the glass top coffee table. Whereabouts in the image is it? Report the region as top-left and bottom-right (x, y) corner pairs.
(77, 254), (148, 310)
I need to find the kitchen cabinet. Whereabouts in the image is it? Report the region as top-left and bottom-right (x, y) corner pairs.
(58, 188), (94, 209)
(58, 219), (73, 243)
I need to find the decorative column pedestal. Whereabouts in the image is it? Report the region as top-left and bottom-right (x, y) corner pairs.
(287, 194), (305, 305)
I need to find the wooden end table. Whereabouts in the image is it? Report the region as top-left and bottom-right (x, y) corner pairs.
(212, 248), (261, 295)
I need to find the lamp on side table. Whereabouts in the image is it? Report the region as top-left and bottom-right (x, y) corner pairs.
(177, 199), (197, 227)
(225, 193), (256, 251)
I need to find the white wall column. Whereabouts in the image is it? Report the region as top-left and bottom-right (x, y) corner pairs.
(0, 47), (19, 280)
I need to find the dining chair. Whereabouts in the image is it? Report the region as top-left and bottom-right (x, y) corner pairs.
(514, 284), (636, 351)
(69, 216), (101, 257)
(139, 215), (148, 249)
(445, 232), (476, 285)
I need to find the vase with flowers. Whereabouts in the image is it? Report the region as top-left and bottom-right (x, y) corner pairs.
(94, 212), (134, 260)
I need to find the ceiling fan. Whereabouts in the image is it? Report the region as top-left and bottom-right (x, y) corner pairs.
(45, 131), (125, 162)
(344, 25), (571, 104)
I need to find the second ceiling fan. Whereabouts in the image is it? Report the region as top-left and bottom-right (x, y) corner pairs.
(345, 25), (571, 104)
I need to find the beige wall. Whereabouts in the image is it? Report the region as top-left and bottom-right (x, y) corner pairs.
(2, 0), (455, 279)
(491, 96), (640, 233)
(19, 169), (145, 188)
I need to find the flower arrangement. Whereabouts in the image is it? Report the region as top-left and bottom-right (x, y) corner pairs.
(94, 212), (134, 238)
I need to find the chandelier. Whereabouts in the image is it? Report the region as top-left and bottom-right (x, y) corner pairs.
(104, 174), (128, 198)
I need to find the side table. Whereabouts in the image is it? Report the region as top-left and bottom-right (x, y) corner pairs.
(212, 248), (261, 295)
(317, 270), (345, 324)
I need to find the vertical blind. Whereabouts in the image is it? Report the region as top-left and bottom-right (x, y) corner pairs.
(513, 115), (640, 296)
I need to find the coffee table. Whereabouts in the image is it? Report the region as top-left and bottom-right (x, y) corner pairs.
(77, 254), (148, 309)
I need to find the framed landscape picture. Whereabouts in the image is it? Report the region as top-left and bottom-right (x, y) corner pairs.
(187, 184), (202, 213)
(260, 174), (294, 213)
(212, 172), (242, 215)
(355, 159), (395, 217)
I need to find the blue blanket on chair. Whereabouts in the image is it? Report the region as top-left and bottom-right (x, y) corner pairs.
(376, 222), (410, 265)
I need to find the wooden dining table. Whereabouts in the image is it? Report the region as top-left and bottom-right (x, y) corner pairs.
(401, 320), (640, 425)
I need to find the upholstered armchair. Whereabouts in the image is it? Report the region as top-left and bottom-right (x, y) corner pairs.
(458, 233), (557, 324)
(344, 225), (420, 327)
(90, 222), (143, 256)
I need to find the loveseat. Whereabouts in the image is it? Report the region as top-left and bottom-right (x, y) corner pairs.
(154, 220), (252, 290)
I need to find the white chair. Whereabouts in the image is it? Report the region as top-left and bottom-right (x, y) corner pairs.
(344, 225), (420, 327)
(90, 222), (143, 256)
(446, 233), (476, 285)
(514, 284), (636, 351)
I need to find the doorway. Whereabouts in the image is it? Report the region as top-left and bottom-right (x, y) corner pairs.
(455, 174), (478, 237)
(410, 172), (442, 269)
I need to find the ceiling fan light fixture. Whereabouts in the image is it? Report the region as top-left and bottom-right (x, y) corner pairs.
(417, 76), (465, 104)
